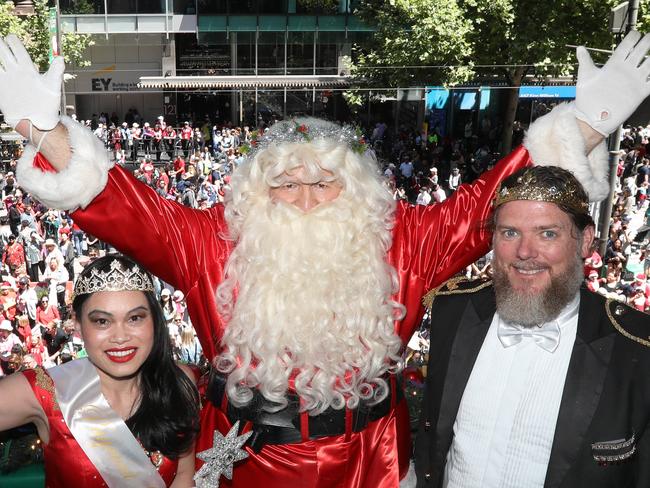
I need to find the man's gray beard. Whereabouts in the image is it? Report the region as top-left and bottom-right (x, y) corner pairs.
(493, 250), (584, 327)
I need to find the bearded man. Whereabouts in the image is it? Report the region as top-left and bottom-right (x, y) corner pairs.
(415, 166), (650, 488)
(1, 32), (650, 488)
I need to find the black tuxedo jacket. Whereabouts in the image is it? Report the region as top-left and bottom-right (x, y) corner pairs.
(414, 282), (650, 488)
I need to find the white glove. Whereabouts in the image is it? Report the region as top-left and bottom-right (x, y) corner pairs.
(0, 34), (64, 131)
(574, 30), (650, 136)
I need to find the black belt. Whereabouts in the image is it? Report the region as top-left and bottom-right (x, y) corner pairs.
(206, 371), (404, 452)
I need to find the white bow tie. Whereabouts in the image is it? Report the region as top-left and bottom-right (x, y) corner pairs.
(497, 320), (561, 353)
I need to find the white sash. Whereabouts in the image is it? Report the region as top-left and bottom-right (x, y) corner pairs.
(48, 358), (166, 488)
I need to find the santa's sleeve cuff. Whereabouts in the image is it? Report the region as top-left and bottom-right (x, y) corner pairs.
(524, 101), (609, 202)
(16, 115), (114, 211)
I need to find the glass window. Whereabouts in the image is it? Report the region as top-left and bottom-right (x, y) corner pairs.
(197, 0), (227, 14)
(198, 16), (228, 31)
(287, 31), (313, 75)
(174, 0), (196, 14)
(317, 15), (346, 31)
(258, 15), (287, 31)
(107, 0), (164, 13)
(258, 0), (287, 13)
(137, 0), (165, 13)
(296, 0), (339, 14)
(316, 31), (340, 75)
(257, 32), (285, 75)
(107, 0), (136, 14)
(178, 33), (230, 76)
(228, 0), (257, 14)
(346, 16), (375, 32)
(60, 0), (105, 14)
(288, 15), (317, 31)
(235, 32), (255, 75)
(229, 15), (258, 31)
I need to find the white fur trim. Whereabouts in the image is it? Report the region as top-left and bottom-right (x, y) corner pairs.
(524, 102), (609, 202)
(16, 116), (114, 211)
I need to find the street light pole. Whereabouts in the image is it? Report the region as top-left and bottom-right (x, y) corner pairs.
(598, 0), (639, 258)
(55, 0), (66, 117)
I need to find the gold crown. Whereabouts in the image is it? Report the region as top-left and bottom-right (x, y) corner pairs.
(73, 260), (155, 298)
(493, 170), (589, 214)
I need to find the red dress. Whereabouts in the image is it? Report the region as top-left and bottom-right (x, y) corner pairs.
(36, 304), (60, 327)
(22, 366), (178, 488)
(28, 341), (46, 365)
(64, 146), (532, 487)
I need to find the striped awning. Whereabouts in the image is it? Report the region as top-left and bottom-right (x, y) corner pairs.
(138, 74), (351, 89)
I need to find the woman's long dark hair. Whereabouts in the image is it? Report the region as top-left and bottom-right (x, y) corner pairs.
(160, 293), (174, 316)
(72, 255), (199, 458)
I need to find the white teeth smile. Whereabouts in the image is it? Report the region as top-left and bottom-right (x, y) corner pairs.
(515, 269), (544, 275)
(106, 349), (135, 357)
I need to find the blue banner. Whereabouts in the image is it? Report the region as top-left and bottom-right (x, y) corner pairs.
(519, 86), (576, 99)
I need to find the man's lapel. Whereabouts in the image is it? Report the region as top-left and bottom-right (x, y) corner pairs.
(544, 289), (616, 488)
(435, 291), (495, 455)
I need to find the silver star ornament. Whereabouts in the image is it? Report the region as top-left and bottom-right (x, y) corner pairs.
(194, 421), (253, 488)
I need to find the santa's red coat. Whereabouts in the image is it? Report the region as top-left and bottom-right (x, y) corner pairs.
(61, 147), (531, 487)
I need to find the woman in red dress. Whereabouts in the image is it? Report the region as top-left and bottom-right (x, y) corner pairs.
(0, 255), (200, 487)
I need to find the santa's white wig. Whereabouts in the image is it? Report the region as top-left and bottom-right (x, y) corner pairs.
(215, 118), (405, 414)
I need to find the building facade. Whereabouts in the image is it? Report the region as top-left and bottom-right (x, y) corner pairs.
(59, 0), (372, 125)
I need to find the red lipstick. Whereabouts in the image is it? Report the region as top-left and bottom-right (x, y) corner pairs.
(105, 348), (137, 363)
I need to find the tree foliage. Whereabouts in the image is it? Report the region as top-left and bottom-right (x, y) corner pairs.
(468, 0), (618, 79)
(637, 0), (650, 33)
(0, 1), (27, 39)
(352, 0), (621, 150)
(62, 32), (94, 68)
(354, 0), (620, 87)
(0, 0), (93, 71)
(353, 0), (474, 87)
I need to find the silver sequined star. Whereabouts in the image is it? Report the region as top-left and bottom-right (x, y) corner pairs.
(194, 421), (253, 488)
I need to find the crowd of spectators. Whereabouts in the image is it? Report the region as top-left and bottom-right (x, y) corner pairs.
(71, 111), (256, 210)
(0, 115), (213, 377)
(0, 183), (85, 377)
(579, 124), (650, 312)
(3, 106), (650, 379)
(74, 110), (506, 214)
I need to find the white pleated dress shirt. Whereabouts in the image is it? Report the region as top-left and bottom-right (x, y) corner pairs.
(444, 295), (580, 488)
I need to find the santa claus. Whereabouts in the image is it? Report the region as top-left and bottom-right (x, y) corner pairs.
(1, 31), (649, 488)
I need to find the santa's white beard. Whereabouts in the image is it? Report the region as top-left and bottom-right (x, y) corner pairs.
(216, 195), (403, 414)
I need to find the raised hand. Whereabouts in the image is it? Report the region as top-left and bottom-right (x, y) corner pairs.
(574, 30), (650, 136)
(0, 34), (64, 131)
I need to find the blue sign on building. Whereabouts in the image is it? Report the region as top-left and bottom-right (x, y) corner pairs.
(518, 85), (576, 99)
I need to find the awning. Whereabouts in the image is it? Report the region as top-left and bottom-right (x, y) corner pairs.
(138, 74), (351, 89)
